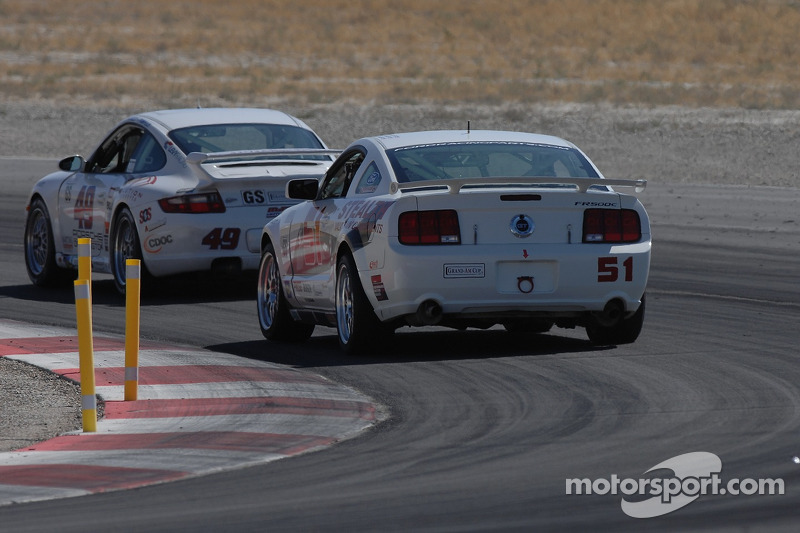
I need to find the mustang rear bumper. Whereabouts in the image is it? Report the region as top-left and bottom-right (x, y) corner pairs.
(360, 240), (651, 323)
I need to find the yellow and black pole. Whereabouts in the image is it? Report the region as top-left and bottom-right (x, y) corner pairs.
(124, 259), (141, 401)
(74, 279), (97, 432)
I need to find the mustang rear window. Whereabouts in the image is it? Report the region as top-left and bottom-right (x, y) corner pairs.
(386, 142), (599, 183)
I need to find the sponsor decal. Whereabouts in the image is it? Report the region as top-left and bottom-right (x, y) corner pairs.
(371, 275), (388, 301)
(130, 175), (158, 187)
(164, 141), (187, 167)
(144, 218), (167, 233)
(139, 207), (152, 224)
(444, 263), (485, 278)
(268, 191), (294, 205)
(266, 206), (288, 219)
(144, 234), (173, 253)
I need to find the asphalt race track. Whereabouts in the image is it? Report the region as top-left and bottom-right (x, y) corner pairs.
(1, 158), (799, 532)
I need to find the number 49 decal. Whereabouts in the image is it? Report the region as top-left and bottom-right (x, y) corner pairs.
(202, 227), (241, 250)
(598, 256), (634, 282)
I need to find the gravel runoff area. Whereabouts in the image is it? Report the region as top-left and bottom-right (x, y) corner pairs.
(2, 99), (799, 452)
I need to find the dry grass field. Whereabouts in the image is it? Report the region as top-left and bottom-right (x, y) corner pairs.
(2, 0), (800, 109)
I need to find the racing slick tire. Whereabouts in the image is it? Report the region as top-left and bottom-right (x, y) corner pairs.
(257, 242), (314, 342)
(335, 252), (386, 354)
(586, 293), (646, 346)
(110, 207), (150, 295)
(24, 197), (73, 287)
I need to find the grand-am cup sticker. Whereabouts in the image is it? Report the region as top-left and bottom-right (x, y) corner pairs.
(202, 227), (241, 250)
(444, 263), (485, 278)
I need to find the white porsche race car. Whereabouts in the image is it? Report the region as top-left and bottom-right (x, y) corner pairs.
(257, 130), (651, 353)
(24, 108), (337, 293)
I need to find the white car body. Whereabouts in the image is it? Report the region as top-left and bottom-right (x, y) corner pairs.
(257, 130), (651, 352)
(24, 108), (337, 293)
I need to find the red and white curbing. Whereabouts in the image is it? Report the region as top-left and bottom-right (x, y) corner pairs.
(0, 318), (380, 506)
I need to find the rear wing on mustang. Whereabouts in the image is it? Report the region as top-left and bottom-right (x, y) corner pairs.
(391, 176), (647, 194)
(186, 148), (341, 186)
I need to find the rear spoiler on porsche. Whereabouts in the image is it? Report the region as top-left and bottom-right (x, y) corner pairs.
(391, 176), (647, 194)
(186, 148), (341, 186)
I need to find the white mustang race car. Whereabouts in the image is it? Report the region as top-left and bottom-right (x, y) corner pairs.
(257, 130), (651, 352)
(24, 108), (337, 293)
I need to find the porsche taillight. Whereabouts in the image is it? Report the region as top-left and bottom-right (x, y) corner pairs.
(398, 210), (461, 245)
(158, 191), (226, 213)
(583, 209), (641, 243)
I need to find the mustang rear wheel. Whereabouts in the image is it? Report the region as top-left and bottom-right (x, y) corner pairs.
(586, 294), (646, 346)
(257, 242), (314, 341)
(24, 197), (72, 287)
(335, 253), (386, 354)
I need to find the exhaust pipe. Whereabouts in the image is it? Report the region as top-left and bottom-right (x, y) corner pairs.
(416, 299), (443, 325)
(594, 299), (625, 327)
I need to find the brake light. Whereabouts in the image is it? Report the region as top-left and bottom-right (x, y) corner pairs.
(398, 210), (461, 245)
(158, 191), (226, 213)
(583, 209), (641, 243)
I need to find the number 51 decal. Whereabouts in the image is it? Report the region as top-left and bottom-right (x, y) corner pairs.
(598, 256), (633, 282)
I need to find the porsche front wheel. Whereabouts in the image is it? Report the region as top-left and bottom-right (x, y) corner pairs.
(24, 197), (72, 287)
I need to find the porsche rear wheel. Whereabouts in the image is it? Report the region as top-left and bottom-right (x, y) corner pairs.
(257, 242), (314, 341)
(110, 207), (147, 295)
(24, 197), (72, 287)
(335, 252), (386, 354)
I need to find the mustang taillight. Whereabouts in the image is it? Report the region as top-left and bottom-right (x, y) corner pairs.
(583, 208), (641, 243)
(398, 210), (461, 245)
(158, 191), (226, 213)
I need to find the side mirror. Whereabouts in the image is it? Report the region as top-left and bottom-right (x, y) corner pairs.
(286, 178), (319, 200)
(58, 155), (85, 172)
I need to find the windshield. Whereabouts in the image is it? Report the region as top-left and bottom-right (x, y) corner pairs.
(386, 142), (599, 183)
(168, 123), (325, 157)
